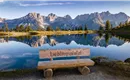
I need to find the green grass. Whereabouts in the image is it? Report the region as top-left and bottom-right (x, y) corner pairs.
(0, 30), (96, 37)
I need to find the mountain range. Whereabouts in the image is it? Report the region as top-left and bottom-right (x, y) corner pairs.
(0, 11), (130, 30)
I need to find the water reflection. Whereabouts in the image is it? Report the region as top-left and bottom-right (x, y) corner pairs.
(0, 33), (130, 71)
(0, 34), (128, 47)
(0, 38), (6, 43)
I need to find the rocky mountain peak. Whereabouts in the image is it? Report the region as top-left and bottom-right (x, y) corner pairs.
(101, 11), (110, 15)
(27, 12), (42, 19)
(0, 17), (5, 23)
(48, 13), (57, 22)
(0, 11), (130, 30)
(64, 15), (72, 20)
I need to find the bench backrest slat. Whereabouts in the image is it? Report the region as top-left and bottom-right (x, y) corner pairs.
(39, 48), (90, 59)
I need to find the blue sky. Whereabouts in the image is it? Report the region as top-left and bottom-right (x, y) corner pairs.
(0, 1), (130, 19)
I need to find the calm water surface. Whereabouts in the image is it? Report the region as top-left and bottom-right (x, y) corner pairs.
(0, 33), (130, 71)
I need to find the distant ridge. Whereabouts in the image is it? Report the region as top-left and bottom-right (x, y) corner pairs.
(0, 11), (130, 30)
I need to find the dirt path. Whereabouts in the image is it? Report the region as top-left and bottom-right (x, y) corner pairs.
(0, 66), (130, 80)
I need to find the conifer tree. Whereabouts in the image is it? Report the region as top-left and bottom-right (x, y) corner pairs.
(56, 27), (60, 31)
(105, 20), (111, 30)
(84, 24), (88, 31)
(99, 26), (104, 31)
(4, 23), (9, 32)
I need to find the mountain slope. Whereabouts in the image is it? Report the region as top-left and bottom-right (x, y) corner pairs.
(0, 11), (130, 30)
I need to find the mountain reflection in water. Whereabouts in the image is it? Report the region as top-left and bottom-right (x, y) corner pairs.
(0, 34), (125, 47)
(0, 33), (130, 71)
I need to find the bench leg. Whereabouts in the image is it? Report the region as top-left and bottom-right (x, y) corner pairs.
(44, 69), (53, 78)
(78, 66), (90, 75)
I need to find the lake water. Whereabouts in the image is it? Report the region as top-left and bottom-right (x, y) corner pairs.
(0, 33), (130, 71)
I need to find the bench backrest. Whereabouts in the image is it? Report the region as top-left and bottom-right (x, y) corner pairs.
(39, 48), (90, 59)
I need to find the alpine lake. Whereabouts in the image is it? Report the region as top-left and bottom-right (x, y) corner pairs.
(0, 33), (130, 71)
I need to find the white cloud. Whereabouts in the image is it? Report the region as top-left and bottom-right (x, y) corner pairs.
(0, 0), (4, 2)
(0, 0), (73, 7)
(18, 2), (73, 6)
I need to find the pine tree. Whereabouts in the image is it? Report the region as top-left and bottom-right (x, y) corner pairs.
(56, 27), (60, 31)
(125, 21), (129, 26)
(10, 28), (14, 32)
(28, 26), (32, 31)
(4, 23), (9, 32)
(99, 26), (104, 31)
(105, 20), (111, 30)
(25, 26), (32, 32)
(119, 22), (122, 27)
(37, 26), (42, 31)
(19, 25), (24, 32)
(79, 26), (83, 30)
(75, 27), (77, 31)
(46, 26), (53, 31)
(16, 25), (19, 32)
(1, 26), (4, 31)
(84, 24), (88, 31)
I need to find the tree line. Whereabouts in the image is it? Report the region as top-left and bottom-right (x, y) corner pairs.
(0, 23), (88, 32)
(99, 20), (112, 31)
(99, 20), (130, 31)
(112, 21), (130, 30)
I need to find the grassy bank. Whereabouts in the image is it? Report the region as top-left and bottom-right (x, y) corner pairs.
(0, 32), (29, 37)
(30, 30), (96, 35)
(0, 30), (96, 37)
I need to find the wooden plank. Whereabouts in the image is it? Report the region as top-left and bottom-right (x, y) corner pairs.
(38, 59), (94, 70)
(39, 48), (90, 59)
(78, 66), (90, 75)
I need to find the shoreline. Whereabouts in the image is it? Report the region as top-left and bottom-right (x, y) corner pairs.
(0, 66), (129, 80)
(0, 57), (130, 80)
(0, 30), (96, 37)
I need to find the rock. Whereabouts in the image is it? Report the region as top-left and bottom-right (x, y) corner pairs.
(91, 56), (108, 64)
(124, 58), (130, 63)
(0, 11), (130, 30)
(92, 57), (130, 72)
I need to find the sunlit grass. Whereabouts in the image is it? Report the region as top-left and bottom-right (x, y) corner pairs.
(0, 30), (96, 37)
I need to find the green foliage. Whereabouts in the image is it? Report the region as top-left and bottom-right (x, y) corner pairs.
(0, 26), (4, 31)
(112, 21), (130, 31)
(46, 26), (53, 31)
(124, 58), (130, 63)
(37, 26), (44, 31)
(98, 32), (103, 38)
(4, 23), (9, 32)
(78, 26), (83, 31)
(84, 24), (88, 31)
(56, 27), (61, 31)
(19, 25), (24, 32)
(105, 33), (111, 44)
(25, 26), (32, 32)
(119, 22), (123, 27)
(99, 26), (104, 31)
(105, 20), (111, 30)
(16, 25), (20, 32)
(125, 21), (129, 26)
(75, 27), (78, 31)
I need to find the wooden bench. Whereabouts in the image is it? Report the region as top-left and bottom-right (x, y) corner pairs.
(37, 48), (95, 78)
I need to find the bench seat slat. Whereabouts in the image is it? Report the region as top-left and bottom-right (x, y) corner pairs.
(38, 59), (94, 70)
